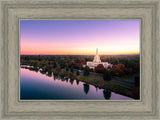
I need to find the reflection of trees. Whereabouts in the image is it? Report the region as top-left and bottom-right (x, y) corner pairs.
(46, 72), (52, 77)
(76, 80), (79, 85)
(53, 74), (69, 84)
(94, 85), (98, 92)
(60, 76), (65, 82)
(34, 68), (39, 72)
(83, 84), (90, 94)
(65, 78), (68, 83)
(69, 79), (74, 85)
(24, 66), (39, 73)
(53, 74), (58, 80)
(40, 70), (46, 74)
(103, 90), (111, 100)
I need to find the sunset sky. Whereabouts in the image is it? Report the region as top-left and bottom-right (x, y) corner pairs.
(20, 20), (140, 55)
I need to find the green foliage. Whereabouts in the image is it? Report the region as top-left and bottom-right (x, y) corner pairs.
(55, 67), (61, 74)
(51, 68), (55, 73)
(68, 72), (76, 80)
(59, 69), (67, 77)
(78, 75), (103, 83)
(53, 62), (57, 68)
(45, 65), (52, 72)
(30, 60), (38, 67)
(83, 66), (90, 76)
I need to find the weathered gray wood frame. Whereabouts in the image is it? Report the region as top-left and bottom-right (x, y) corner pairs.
(0, 0), (159, 120)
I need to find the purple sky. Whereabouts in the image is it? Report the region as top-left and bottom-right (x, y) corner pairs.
(20, 20), (140, 55)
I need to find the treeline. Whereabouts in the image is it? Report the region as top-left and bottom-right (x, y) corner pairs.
(21, 55), (139, 77)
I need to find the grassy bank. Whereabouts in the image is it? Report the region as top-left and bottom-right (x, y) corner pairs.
(75, 75), (133, 99)
(54, 69), (135, 99)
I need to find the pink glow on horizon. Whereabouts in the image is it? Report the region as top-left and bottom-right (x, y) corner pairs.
(21, 37), (139, 55)
(20, 20), (140, 55)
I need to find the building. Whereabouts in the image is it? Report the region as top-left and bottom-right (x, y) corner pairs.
(85, 48), (112, 69)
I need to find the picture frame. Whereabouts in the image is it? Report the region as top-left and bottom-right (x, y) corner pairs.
(0, 0), (159, 119)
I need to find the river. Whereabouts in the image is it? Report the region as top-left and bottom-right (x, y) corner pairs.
(20, 68), (133, 100)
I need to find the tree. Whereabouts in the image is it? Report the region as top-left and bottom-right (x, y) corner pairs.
(68, 72), (76, 80)
(103, 70), (112, 81)
(95, 64), (105, 73)
(66, 67), (69, 71)
(59, 69), (67, 77)
(55, 67), (61, 74)
(83, 84), (89, 94)
(103, 90), (111, 99)
(83, 66), (90, 76)
(45, 65), (52, 72)
(70, 67), (74, 73)
(111, 63), (127, 76)
(30, 60), (37, 68)
(38, 55), (41, 61)
(76, 70), (80, 75)
(53, 62), (57, 68)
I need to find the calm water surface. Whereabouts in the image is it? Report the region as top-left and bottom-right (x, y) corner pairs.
(20, 68), (133, 100)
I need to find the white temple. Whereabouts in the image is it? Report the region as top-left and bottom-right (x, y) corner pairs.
(86, 48), (112, 69)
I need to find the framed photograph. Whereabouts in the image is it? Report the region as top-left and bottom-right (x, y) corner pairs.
(0, 0), (159, 120)
(20, 20), (140, 100)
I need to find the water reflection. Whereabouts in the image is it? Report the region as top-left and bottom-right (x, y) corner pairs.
(65, 78), (68, 83)
(46, 72), (52, 77)
(40, 70), (46, 75)
(20, 66), (133, 100)
(53, 74), (58, 80)
(94, 85), (98, 92)
(69, 79), (74, 85)
(83, 84), (90, 94)
(76, 80), (79, 85)
(60, 76), (65, 82)
(103, 90), (111, 100)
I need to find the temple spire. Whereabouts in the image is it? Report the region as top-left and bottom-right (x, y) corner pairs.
(96, 48), (98, 55)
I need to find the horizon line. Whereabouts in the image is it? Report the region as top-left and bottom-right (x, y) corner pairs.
(20, 53), (140, 56)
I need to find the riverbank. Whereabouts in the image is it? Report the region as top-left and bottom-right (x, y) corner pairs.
(66, 73), (135, 99)
(51, 68), (137, 99)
